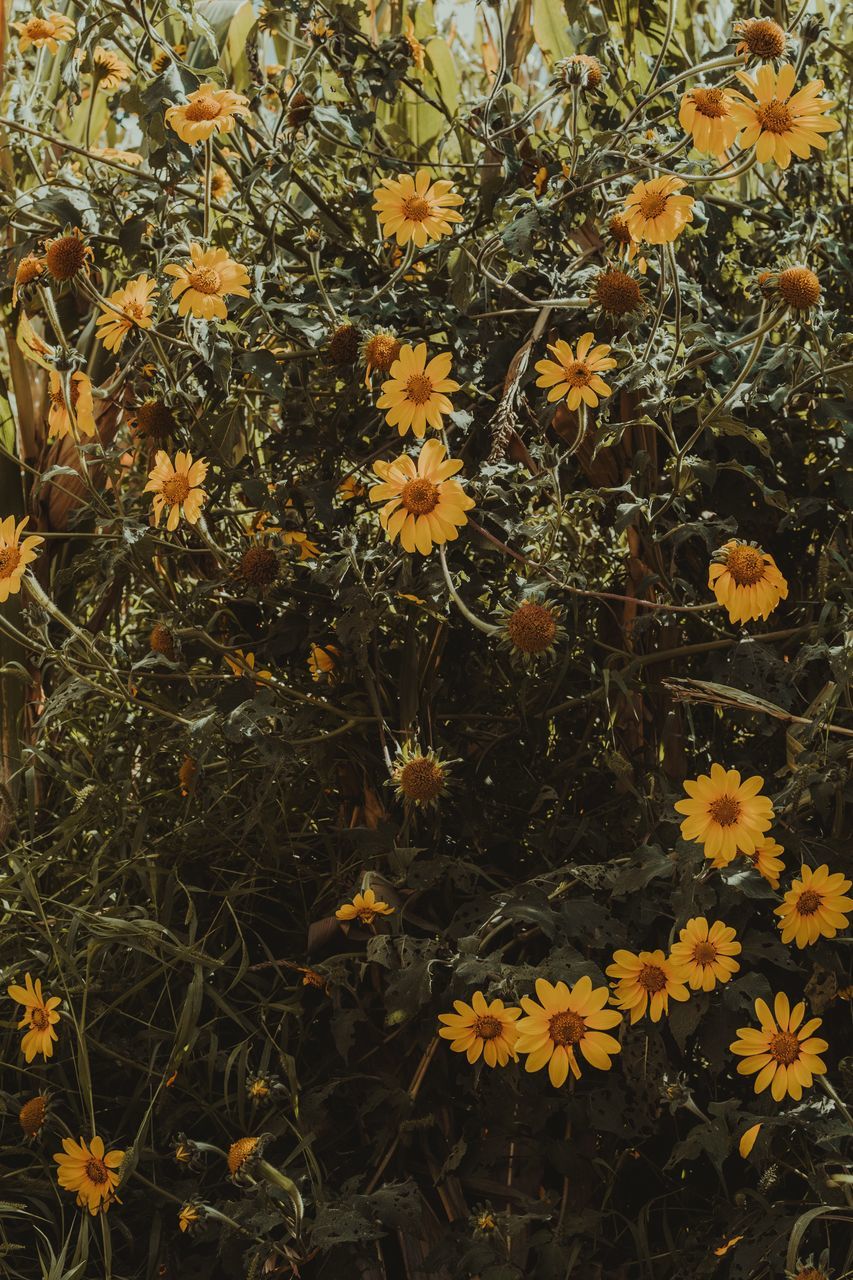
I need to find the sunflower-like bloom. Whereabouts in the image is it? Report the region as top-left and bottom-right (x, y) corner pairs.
(8, 973), (61, 1062)
(730, 992), (827, 1102)
(144, 450), (208, 530)
(729, 64), (840, 168)
(708, 539), (788, 623)
(534, 333), (616, 411)
(335, 888), (394, 925)
(376, 343), (459, 438)
(714, 835), (785, 888)
(95, 275), (157, 351)
(12, 12), (75, 53)
(164, 244), (250, 320)
(623, 176), (695, 245)
(733, 18), (789, 62)
(372, 169), (464, 246)
(0, 516), (43, 604)
(775, 864), (852, 949)
(515, 976), (622, 1086)
(19, 1092), (50, 1141)
(12, 253), (44, 305)
(392, 744), (450, 808)
(437, 991), (521, 1068)
(47, 371), (96, 440)
(54, 1136), (124, 1214)
(606, 950), (690, 1024)
(43, 227), (94, 282)
(165, 83), (250, 144)
(92, 46), (130, 92)
(370, 439), (475, 556)
(675, 764), (774, 863)
(679, 86), (740, 156)
(361, 329), (402, 385)
(669, 917), (742, 991)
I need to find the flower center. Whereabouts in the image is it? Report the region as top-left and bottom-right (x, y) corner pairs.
(355, 906), (377, 923)
(162, 475), (190, 505)
(188, 266), (221, 295)
(691, 88), (728, 118)
(549, 1009), (586, 1045)
(0, 547), (22, 579)
(400, 477), (439, 516)
(365, 334), (401, 373)
(725, 545), (765, 586)
(405, 373), (434, 405)
(123, 300), (147, 322)
(593, 268), (642, 315)
(693, 942), (718, 965)
(85, 1157), (108, 1185)
(45, 234), (88, 280)
(796, 889), (821, 916)
(506, 602), (558, 653)
(609, 215), (633, 245)
(399, 757), (444, 801)
(768, 1030), (800, 1066)
(638, 190), (669, 219)
(30, 1007), (49, 1030)
(474, 1015), (503, 1040)
(738, 19), (786, 60)
(778, 267), (820, 309)
(562, 360), (591, 387)
(638, 964), (667, 993)
(28, 19), (54, 38)
(756, 99), (793, 135)
(184, 96), (223, 122)
(401, 195), (431, 222)
(708, 794), (741, 827)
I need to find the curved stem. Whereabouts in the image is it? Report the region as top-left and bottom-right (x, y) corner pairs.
(439, 545), (499, 635)
(643, 0), (677, 95)
(365, 240), (415, 305)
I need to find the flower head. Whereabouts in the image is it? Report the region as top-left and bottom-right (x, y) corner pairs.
(19, 1092), (50, 1141)
(239, 544), (279, 590)
(623, 176), (695, 244)
(775, 864), (852, 949)
(131, 397), (176, 443)
(675, 764), (774, 863)
(709, 539), (788, 623)
(438, 991), (521, 1068)
(0, 517), (43, 604)
(606, 950), (690, 1023)
(761, 265), (821, 310)
(327, 322), (361, 366)
(590, 267), (644, 318)
(730, 992), (827, 1101)
(47, 371), (96, 440)
(178, 1202), (202, 1233)
(370, 439), (475, 556)
(13, 12), (75, 53)
(392, 744), (450, 808)
(714, 835), (785, 888)
(669, 918), (741, 991)
(43, 227), (93, 282)
(8, 973), (62, 1061)
(149, 623), (176, 660)
(372, 169), (464, 247)
(179, 755), (197, 795)
(144, 450), (208, 530)
(335, 888), (394, 926)
(377, 343), (460, 438)
(164, 244), (250, 320)
(12, 253), (44, 305)
(227, 1135), (262, 1176)
(534, 332), (616, 411)
(308, 642), (339, 682)
(166, 84), (250, 144)
(95, 275), (157, 351)
(733, 18), (789, 62)
(729, 64), (840, 168)
(679, 87), (739, 156)
(53, 1136), (124, 1214)
(499, 598), (564, 665)
(224, 650), (272, 684)
(555, 53), (602, 91)
(361, 329), (402, 385)
(516, 976), (622, 1085)
(92, 46), (130, 92)
(607, 214), (647, 273)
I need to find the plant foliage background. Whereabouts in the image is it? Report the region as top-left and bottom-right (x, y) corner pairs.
(0, 0), (851, 1277)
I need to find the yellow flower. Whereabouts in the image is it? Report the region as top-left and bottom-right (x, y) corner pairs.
(738, 1122), (762, 1157)
(144, 450), (208, 530)
(679, 87), (740, 156)
(95, 275), (157, 351)
(308, 642), (339, 681)
(210, 165), (233, 200)
(227, 1135), (261, 1174)
(708, 539), (788, 623)
(8, 973), (61, 1062)
(335, 888), (394, 925)
(19, 1092), (50, 1141)
(337, 475), (367, 502)
(165, 83), (250, 144)
(606, 950), (690, 1024)
(607, 214), (647, 274)
(730, 992), (827, 1102)
(224, 650), (272, 684)
(437, 992), (521, 1068)
(377, 343), (459, 438)
(515, 976), (622, 1086)
(372, 169), (464, 247)
(13, 12), (75, 53)
(623, 176), (695, 244)
(12, 253), (44, 304)
(733, 18), (788, 62)
(675, 763), (774, 863)
(47, 371), (96, 440)
(164, 244), (250, 320)
(370, 438), (475, 555)
(92, 46), (130, 92)
(534, 332), (616, 411)
(362, 330), (402, 385)
(714, 835), (785, 888)
(392, 744), (449, 808)
(178, 1203), (201, 1232)
(729, 64), (840, 168)
(669, 917), (742, 991)
(775, 864), (852, 949)
(0, 516), (43, 603)
(281, 530), (321, 560)
(54, 1136), (124, 1214)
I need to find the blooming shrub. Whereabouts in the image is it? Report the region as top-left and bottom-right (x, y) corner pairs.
(0, 1), (850, 1278)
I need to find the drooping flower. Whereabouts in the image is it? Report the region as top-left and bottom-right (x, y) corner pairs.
(42, 227), (93, 282)
(733, 18), (789, 62)
(715, 836), (785, 888)
(91, 46), (130, 92)
(708, 540), (789, 623)
(675, 764), (774, 863)
(8, 973), (61, 1060)
(370, 439), (475, 556)
(327, 321), (361, 366)
(377, 343), (459, 438)
(729, 64), (840, 168)
(361, 328), (401, 385)
(307, 642), (339, 681)
(761, 265), (821, 310)
(438, 992), (521, 1068)
(372, 169), (464, 246)
(403, 16), (426, 70)
(47, 371), (96, 440)
(238, 544), (279, 590)
(606, 950), (690, 1023)
(534, 333), (616, 411)
(515, 976), (622, 1086)
(730, 992), (827, 1102)
(19, 1092), (50, 1141)
(12, 12), (75, 53)
(164, 244), (250, 320)
(669, 917), (742, 991)
(227, 1135), (262, 1175)
(335, 888), (394, 925)
(144, 450), (208, 530)
(12, 253), (44, 305)
(607, 214), (647, 274)
(131, 397), (177, 443)
(178, 1203), (202, 1233)
(149, 623), (176, 661)
(165, 84), (250, 144)
(281, 530), (321, 560)
(775, 864), (852, 949)
(556, 53), (603, 91)
(623, 176), (695, 244)
(224, 650), (272, 684)
(679, 87), (740, 156)
(392, 744), (450, 809)
(54, 1137), (124, 1214)
(95, 275), (157, 351)
(0, 517), (43, 604)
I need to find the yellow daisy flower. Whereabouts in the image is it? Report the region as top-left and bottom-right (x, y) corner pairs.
(47, 371), (96, 440)
(730, 992), (827, 1102)
(12, 253), (44, 305)
(606, 950), (690, 1023)
(623, 176), (695, 245)
(675, 763), (774, 863)
(392, 744), (450, 809)
(90, 146), (143, 166)
(8, 973), (61, 1062)
(165, 83), (250, 144)
(775, 864), (852, 949)
(437, 991), (521, 1068)
(308, 642), (339, 682)
(370, 438), (475, 556)
(515, 976), (622, 1086)
(534, 332), (616, 411)
(679, 87), (740, 156)
(178, 1203), (202, 1232)
(53, 1136), (124, 1214)
(669, 917), (742, 991)
(0, 516), (43, 603)
(372, 169), (464, 247)
(335, 888), (394, 925)
(13, 12), (75, 53)
(733, 18), (788, 62)
(144, 450), (208, 530)
(281, 529), (321, 560)
(714, 835), (785, 888)
(708, 540), (788, 623)
(729, 64), (840, 168)
(95, 275), (157, 351)
(92, 46), (130, 92)
(164, 243), (250, 320)
(376, 342), (460, 438)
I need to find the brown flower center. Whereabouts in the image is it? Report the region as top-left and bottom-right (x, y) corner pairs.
(405, 373), (434, 405)
(365, 333), (401, 373)
(0, 547), (22, 580)
(19, 1095), (47, 1137)
(506, 602), (558, 654)
(768, 1030), (800, 1065)
(562, 360), (591, 387)
(227, 1137), (259, 1174)
(725, 544), (766, 586)
(123, 300), (147, 322)
(27, 18), (55, 38)
(796, 889), (821, 916)
(778, 266), (820, 309)
(738, 19), (786, 60)
(328, 322), (360, 365)
(474, 1015), (503, 1041)
(401, 195), (431, 222)
(549, 1009), (586, 1045)
(755, 98), (793, 135)
(187, 266), (221, 295)
(184, 95), (223, 122)
(693, 942), (718, 965)
(399, 756), (444, 802)
(85, 1157), (109, 1185)
(637, 190), (669, 220)
(45, 233), (88, 280)
(691, 87), (729, 118)
(239, 545), (279, 588)
(708, 794), (742, 827)
(134, 399), (176, 440)
(355, 906), (377, 923)
(400, 477), (439, 515)
(593, 268), (642, 315)
(30, 1007), (49, 1030)
(149, 623), (175, 657)
(608, 215), (633, 245)
(161, 474), (190, 505)
(638, 964), (668, 993)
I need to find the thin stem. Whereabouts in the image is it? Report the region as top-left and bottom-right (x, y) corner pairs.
(439, 545), (500, 635)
